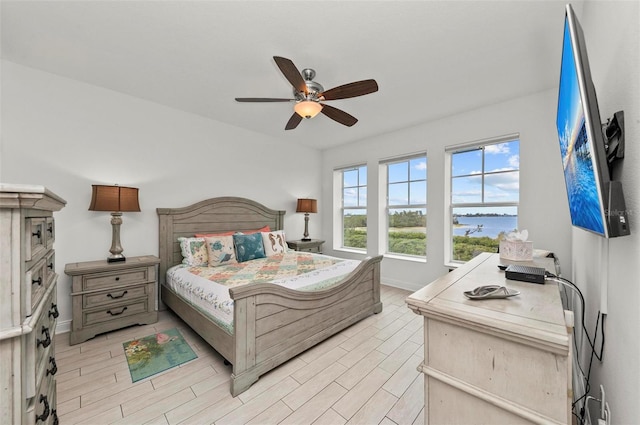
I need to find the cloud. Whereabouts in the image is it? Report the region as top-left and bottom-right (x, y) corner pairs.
(484, 143), (510, 155)
(413, 161), (427, 171)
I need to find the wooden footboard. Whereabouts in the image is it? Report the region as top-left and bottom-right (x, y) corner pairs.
(228, 255), (383, 396)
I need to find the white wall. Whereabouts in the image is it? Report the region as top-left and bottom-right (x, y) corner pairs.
(321, 89), (572, 291)
(0, 61), (322, 332)
(572, 2), (640, 423)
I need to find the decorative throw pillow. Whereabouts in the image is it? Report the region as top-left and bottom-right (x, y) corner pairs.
(261, 230), (287, 256)
(195, 230), (235, 238)
(205, 235), (237, 267)
(178, 237), (208, 266)
(243, 225), (270, 234)
(233, 232), (266, 263)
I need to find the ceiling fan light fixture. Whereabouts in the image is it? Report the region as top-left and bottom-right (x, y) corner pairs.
(294, 100), (323, 119)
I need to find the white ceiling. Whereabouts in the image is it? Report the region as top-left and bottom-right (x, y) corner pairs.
(1, 0), (580, 150)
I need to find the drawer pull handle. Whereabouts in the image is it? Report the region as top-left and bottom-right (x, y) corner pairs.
(107, 306), (128, 316)
(32, 277), (43, 286)
(47, 356), (58, 376)
(48, 262), (54, 270)
(32, 229), (42, 239)
(107, 290), (128, 300)
(47, 225), (54, 234)
(37, 326), (51, 348)
(115, 276), (120, 281)
(49, 303), (59, 319)
(36, 395), (50, 422)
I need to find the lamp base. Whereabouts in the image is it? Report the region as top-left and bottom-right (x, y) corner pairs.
(107, 256), (126, 263)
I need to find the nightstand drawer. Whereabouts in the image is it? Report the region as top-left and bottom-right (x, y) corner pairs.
(298, 246), (320, 253)
(83, 284), (150, 309)
(82, 267), (151, 291)
(83, 299), (149, 327)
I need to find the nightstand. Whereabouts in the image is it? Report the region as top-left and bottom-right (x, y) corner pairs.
(287, 239), (325, 254)
(65, 255), (160, 345)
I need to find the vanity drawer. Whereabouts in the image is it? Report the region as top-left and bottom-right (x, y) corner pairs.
(81, 267), (151, 291)
(83, 284), (149, 309)
(83, 299), (149, 327)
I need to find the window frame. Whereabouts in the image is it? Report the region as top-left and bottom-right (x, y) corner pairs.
(334, 164), (368, 252)
(381, 153), (427, 260)
(445, 134), (520, 266)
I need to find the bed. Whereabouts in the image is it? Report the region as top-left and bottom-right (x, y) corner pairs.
(157, 196), (383, 396)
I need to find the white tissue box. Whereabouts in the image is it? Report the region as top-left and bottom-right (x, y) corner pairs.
(499, 240), (533, 261)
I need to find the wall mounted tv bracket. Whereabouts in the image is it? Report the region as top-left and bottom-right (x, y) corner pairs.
(603, 110), (625, 174)
(602, 110), (630, 237)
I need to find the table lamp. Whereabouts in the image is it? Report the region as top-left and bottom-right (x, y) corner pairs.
(89, 184), (140, 262)
(296, 198), (317, 241)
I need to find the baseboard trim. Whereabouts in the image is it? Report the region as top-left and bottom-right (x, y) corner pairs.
(56, 319), (71, 335)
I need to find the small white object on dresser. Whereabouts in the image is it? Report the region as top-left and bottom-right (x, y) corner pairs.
(0, 184), (66, 425)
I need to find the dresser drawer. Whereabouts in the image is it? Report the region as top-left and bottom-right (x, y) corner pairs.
(26, 258), (48, 317)
(44, 250), (56, 287)
(27, 370), (56, 425)
(45, 218), (55, 250)
(81, 267), (152, 291)
(25, 217), (47, 262)
(83, 299), (149, 327)
(83, 284), (150, 309)
(25, 284), (57, 399)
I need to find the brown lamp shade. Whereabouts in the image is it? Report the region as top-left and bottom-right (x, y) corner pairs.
(296, 198), (317, 214)
(89, 185), (141, 212)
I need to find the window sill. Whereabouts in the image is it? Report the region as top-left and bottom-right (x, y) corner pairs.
(383, 253), (427, 263)
(333, 247), (367, 255)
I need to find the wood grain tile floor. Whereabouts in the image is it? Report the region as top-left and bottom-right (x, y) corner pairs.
(55, 285), (424, 425)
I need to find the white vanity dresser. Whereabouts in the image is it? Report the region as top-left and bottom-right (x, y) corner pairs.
(1, 184), (66, 424)
(406, 253), (573, 424)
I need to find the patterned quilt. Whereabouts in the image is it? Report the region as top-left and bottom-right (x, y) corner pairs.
(186, 252), (343, 288)
(164, 252), (361, 334)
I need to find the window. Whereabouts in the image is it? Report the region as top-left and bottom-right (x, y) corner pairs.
(340, 165), (367, 250)
(448, 137), (519, 262)
(384, 154), (427, 257)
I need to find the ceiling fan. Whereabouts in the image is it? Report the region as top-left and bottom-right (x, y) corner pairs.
(235, 56), (379, 130)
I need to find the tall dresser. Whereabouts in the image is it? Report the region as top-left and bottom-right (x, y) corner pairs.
(406, 253), (573, 424)
(1, 184), (66, 425)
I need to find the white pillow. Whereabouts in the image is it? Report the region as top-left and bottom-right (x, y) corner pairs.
(178, 237), (208, 266)
(261, 230), (287, 256)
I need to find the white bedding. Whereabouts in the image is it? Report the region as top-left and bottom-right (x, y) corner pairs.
(164, 252), (361, 334)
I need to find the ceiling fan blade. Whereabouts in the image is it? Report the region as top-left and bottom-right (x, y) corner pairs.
(235, 97), (294, 102)
(274, 56), (308, 94)
(285, 113), (303, 130)
(320, 104), (358, 127)
(319, 79), (378, 101)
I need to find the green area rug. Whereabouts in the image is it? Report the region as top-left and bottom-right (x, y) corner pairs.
(123, 328), (197, 382)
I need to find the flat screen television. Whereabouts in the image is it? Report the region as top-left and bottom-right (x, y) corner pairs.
(556, 4), (629, 238)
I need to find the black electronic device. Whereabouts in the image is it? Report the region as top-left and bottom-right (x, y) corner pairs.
(505, 265), (546, 284)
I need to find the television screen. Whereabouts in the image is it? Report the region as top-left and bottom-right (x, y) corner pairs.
(556, 5), (609, 236)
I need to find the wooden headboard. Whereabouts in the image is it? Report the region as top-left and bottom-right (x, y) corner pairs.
(156, 196), (286, 284)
